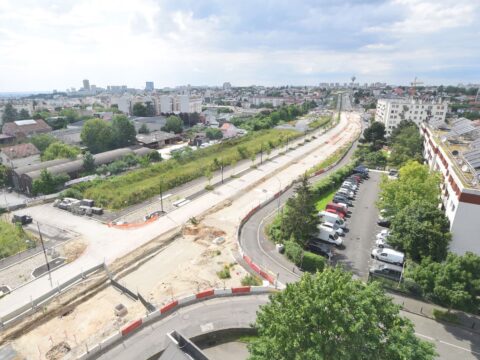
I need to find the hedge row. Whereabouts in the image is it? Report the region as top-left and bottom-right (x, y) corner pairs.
(284, 241), (325, 273)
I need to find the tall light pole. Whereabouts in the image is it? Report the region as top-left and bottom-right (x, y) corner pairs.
(159, 179), (164, 213)
(37, 222), (53, 287)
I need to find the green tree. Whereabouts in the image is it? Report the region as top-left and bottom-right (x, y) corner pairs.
(249, 268), (436, 360)
(32, 169), (69, 195)
(408, 253), (480, 312)
(59, 108), (80, 123)
(363, 121), (385, 148)
(205, 127), (223, 140)
(111, 115), (136, 148)
(280, 174), (318, 247)
(145, 101), (156, 117)
(389, 121), (424, 167)
(162, 115), (183, 134)
(132, 102), (147, 117)
(138, 123), (150, 134)
(83, 151), (95, 173)
(0, 164), (7, 187)
(389, 200), (451, 262)
(81, 118), (114, 154)
(377, 161), (440, 218)
(30, 134), (57, 153)
(18, 108), (30, 120)
(2, 103), (17, 123)
(41, 142), (80, 161)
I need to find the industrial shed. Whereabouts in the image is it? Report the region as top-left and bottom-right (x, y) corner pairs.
(18, 146), (155, 195)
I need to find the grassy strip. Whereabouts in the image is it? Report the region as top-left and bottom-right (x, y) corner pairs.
(308, 116), (332, 130)
(306, 144), (351, 176)
(315, 188), (337, 212)
(0, 220), (31, 259)
(432, 309), (460, 324)
(80, 128), (300, 209)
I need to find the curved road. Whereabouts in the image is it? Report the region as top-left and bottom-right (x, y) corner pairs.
(95, 295), (269, 360)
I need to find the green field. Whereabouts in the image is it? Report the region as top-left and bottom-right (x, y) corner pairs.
(0, 220), (30, 259)
(81, 128), (301, 209)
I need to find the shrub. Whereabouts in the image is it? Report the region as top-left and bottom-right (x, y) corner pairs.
(301, 251), (326, 273)
(284, 241), (303, 265)
(241, 274), (263, 286)
(217, 265), (231, 279)
(60, 188), (83, 199)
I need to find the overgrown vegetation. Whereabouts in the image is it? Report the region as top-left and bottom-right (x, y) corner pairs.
(41, 142), (80, 161)
(248, 268), (436, 360)
(78, 128), (300, 209)
(388, 121), (424, 167)
(231, 101), (317, 131)
(32, 169), (69, 195)
(308, 115), (332, 130)
(241, 274), (262, 286)
(217, 264), (232, 279)
(0, 220), (33, 258)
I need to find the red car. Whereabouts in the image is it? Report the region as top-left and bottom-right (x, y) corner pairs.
(326, 203), (348, 218)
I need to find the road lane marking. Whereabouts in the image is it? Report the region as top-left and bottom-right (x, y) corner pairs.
(416, 332), (480, 355)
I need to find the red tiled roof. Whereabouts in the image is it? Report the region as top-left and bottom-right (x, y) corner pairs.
(2, 119), (52, 137)
(1, 143), (40, 159)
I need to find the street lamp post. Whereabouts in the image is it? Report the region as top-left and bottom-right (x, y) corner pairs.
(37, 222), (53, 287)
(159, 179), (164, 213)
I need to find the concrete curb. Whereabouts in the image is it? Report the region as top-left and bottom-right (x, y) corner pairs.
(76, 286), (276, 359)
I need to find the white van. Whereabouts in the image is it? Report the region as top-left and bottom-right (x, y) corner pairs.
(317, 228), (343, 247)
(371, 248), (404, 265)
(318, 211), (346, 229)
(319, 221), (344, 236)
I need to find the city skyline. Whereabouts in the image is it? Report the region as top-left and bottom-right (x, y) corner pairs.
(0, 0), (479, 92)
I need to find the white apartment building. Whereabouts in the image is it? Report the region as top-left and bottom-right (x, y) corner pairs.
(422, 120), (480, 255)
(250, 96), (284, 107)
(158, 95), (173, 113)
(376, 98), (448, 135)
(173, 95), (202, 113)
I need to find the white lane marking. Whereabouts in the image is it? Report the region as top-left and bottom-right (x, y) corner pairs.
(415, 332), (480, 355)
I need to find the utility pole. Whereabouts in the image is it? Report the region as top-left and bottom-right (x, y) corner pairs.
(221, 160), (224, 184)
(159, 179), (164, 213)
(260, 144), (263, 164)
(37, 222), (53, 287)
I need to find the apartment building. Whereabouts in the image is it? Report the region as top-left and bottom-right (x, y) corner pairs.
(376, 98), (448, 135)
(422, 119), (480, 255)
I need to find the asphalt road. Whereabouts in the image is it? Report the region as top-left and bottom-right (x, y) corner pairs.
(95, 295), (269, 360)
(239, 127), (360, 285)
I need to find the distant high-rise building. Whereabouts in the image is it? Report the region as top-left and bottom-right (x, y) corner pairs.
(223, 82), (232, 91)
(145, 81), (154, 92)
(83, 79), (90, 91)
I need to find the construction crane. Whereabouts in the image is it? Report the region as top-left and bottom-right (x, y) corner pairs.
(410, 76), (424, 97)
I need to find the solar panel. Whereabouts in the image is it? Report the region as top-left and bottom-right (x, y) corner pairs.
(464, 149), (480, 169)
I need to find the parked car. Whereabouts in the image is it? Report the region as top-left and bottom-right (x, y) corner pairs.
(326, 202), (348, 217)
(319, 221), (344, 236)
(375, 237), (393, 249)
(333, 195), (352, 206)
(377, 217), (391, 228)
(341, 182), (357, 191)
(11, 215), (33, 225)
(318, 211), (346, 229)
(325, 208), (345, 219)
(316, 227), (343, 247)
(369, 263), (403, 281)
(347, 175), (362, 184)
(307, 241), (333, 259)
(338, 188), (355, 199)
(353, 165), (369, 179)
(376, 229), (390, 240)
(388, 169), (399, 179)
(371, 248), (404, 265)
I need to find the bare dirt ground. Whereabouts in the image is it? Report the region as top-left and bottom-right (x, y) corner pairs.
(11, 286), (145, 360)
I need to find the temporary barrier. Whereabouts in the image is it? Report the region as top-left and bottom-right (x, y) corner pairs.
(121, 319), (143, 336)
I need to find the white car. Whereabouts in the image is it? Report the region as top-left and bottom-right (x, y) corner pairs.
(375, 237), (392, 249)
(319, 221), (344, 236)
(376, 229), (390, 240)
(371, 248), (404, 265)
(317, 228), (343, 247)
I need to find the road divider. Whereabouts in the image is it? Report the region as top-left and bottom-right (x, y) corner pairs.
(76, 285), (276, 359)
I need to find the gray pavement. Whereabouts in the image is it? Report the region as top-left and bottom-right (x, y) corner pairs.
(202, 341), (248, 360)
(94, 295), (269, 360)
(333, 171), (383, 280)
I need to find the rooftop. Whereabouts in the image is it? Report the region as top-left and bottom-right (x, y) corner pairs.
(429, 118), (480, 189)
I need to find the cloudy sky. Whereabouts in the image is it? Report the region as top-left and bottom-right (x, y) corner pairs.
(0, 0), (478, 91)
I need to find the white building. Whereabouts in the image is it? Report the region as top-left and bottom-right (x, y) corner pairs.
(422, 119), (480, 255)
(376, 98), (448, 135)
(173, 95), (202, 113)
(158, 95), (173, 113)
(250, 96), (284, 107)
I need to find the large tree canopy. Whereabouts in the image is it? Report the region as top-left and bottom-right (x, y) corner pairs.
(389, 200), (451, 262)
(363, 121), (385, 147)
(377, 161), (440, 218)
(111, 115), (136, 148)
(249, 268), (436, 360)
(388, 121), (424, 167)
(162, 115), (183, 134)
(81, 118), (114, 154)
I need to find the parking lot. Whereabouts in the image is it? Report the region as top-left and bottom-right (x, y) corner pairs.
(332, 171), (386, 280)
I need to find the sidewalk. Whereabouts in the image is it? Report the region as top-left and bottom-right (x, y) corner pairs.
(389, 291), (480, 334)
